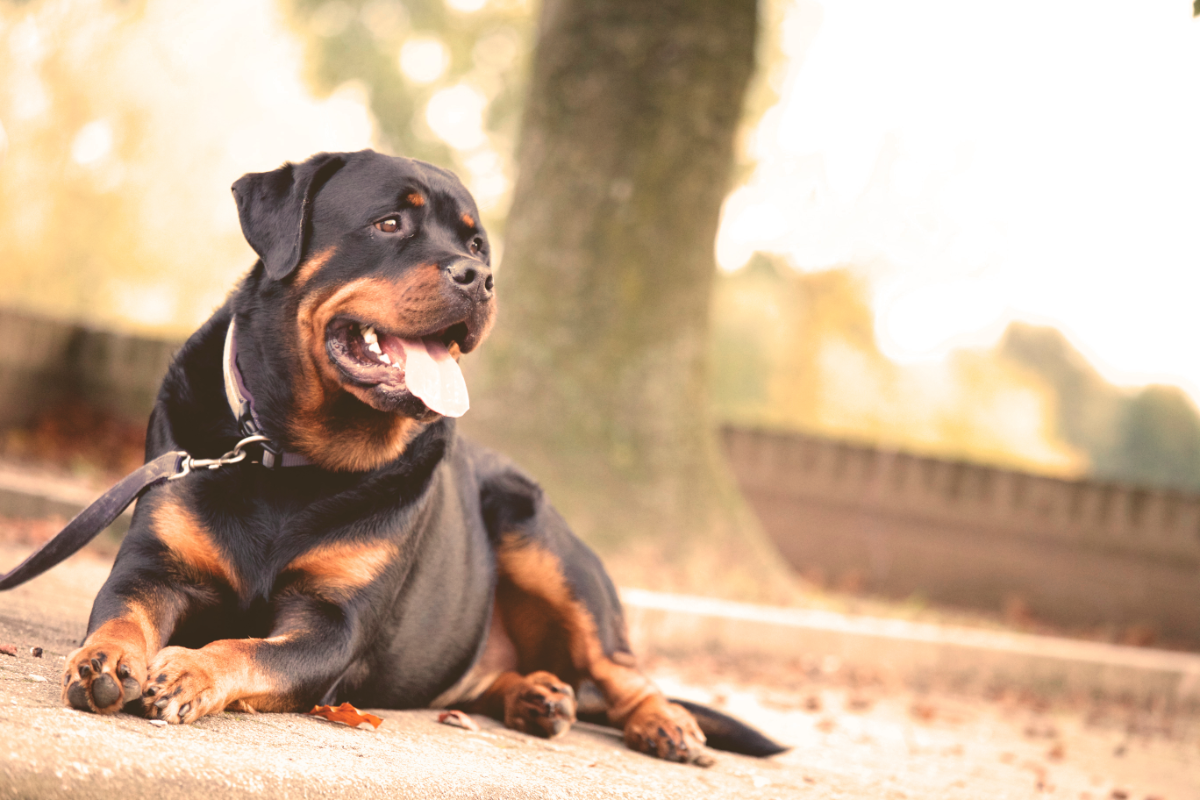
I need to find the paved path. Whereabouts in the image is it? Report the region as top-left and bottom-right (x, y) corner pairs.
(1, 541), (1197, 799)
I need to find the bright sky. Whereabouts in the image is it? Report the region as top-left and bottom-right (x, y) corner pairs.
(717, 0), (1200, 398)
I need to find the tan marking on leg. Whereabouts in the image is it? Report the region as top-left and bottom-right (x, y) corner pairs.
(153, 500), (242, 594)
(461, 213), (475, 229)
(407, 192), (425, 207)
(63, 601), (160, 714)
(467, 670), (577, 738)
(146, 638), (297, 723)
(284, 539), (397, 601)
(495, 534), (656, 727)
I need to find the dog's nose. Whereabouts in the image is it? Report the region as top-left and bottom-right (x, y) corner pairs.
(446, 259), (494, 300)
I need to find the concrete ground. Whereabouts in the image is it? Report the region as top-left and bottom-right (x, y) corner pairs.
(2, 538), (1199, 799)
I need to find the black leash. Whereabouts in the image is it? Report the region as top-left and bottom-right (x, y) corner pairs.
(1, 320), (319, 590)
(0, 434), (273, 591)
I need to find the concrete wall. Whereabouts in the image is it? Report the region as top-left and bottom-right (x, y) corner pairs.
(723, 426), (1200, 643)
(0, 308), (181, 428)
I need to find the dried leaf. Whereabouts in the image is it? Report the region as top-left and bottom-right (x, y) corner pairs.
(308, 702), (383, 730)
(437, 710), (480, 731)
(0, 643), (17, 657)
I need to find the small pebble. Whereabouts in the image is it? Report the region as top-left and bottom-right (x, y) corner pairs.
(149, 719), (168, 727)
(25, 675), (47, 683)
(30, 647), (43, 658)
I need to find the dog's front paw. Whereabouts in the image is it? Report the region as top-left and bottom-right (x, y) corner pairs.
(623, 697), (712, 766)
(62, 643), (146, 715)
(143, 647), (227, 724)
(503, 671), (577, 738)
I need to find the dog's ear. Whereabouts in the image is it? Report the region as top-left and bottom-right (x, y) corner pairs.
(231, 152), (346, 281)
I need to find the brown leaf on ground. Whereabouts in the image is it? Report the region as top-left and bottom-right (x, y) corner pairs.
(909, 700), (937, 722)
(308, 703), (383, 730)
(437, 710), (481, 731)
(0, 643), (16, 657)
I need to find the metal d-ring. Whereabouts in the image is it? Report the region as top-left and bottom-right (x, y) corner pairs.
(170, 434), (271, 481)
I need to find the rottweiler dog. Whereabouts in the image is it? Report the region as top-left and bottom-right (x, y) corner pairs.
(59, 150), (782, 764)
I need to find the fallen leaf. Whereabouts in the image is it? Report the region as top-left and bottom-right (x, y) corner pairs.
(909, 701), (937, 722)
(308, 702), (383, 730)
(437, 710), (480, 731)
(0, 643), (16, 657)
(29, 647), (43, 658)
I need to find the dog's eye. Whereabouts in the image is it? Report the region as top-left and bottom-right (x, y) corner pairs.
(374, 217), (401, 234)
(469, 237), (484, 255)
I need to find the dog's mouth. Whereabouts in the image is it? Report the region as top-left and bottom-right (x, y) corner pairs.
(326, 318), (471, 417)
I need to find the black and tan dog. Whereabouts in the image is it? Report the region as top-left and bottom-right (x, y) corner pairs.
(60, 149), (782, 764)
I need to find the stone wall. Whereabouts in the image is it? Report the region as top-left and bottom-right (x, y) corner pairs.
(723, 426), (1200, 643)
(0, 308), (180, 429)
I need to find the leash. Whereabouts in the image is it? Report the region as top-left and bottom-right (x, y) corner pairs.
(0, 320), (314, 591)
(0, 434), (268, 590)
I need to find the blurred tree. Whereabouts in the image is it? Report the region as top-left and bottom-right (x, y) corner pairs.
(463, 0), (795, 597)
(1000, 323), (1200, 492)
(285, 0), (795, 596)
(711, 260), (1078, 475)
(1111, 386), (1200, 490)
(282, 0), (534, 220)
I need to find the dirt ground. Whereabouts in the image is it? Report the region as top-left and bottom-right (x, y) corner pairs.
(1, 526), (1198, 799)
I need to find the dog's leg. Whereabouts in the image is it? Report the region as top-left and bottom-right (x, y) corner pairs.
(142, 605), (347, 724)
(142, 531), (400, 724)
(468, 670), (578, 738)
(63, 588), (183, 716)
(480, 473), (708, 764)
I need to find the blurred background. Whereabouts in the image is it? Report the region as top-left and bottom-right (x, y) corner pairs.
(2, 0), (1199, 644)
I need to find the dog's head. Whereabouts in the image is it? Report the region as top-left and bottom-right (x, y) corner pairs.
(231, 149), (496, 470)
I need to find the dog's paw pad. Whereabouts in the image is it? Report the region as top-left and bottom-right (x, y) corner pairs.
(62, 643), (145, 715)
(90, 674), (122, 708)
(66, 681), (90, 710)
(623, 699), (710, 765)
(504, 671), (577, 739)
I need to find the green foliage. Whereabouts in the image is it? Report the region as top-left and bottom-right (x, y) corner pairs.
(1001, 323), (1200, 492)
(280, 0), (534, 211)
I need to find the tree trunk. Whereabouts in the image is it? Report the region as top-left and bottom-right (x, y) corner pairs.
(464, 0), (792, 598)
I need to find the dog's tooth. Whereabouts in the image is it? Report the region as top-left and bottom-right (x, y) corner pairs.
(379, 353), (392, 364)
(362, 326), (378, 344)
(368, 341), (383, 355)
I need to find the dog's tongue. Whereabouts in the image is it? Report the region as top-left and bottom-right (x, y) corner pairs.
(399, 338), (469, 417)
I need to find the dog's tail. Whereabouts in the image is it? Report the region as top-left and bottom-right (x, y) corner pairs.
(576, 688), (789, 757)
(670, 698), (790, 757)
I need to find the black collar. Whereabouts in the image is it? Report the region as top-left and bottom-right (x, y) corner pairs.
(222, 320), (313, 469)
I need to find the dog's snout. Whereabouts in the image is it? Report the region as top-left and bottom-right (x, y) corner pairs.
(446, 259), (494, 300)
